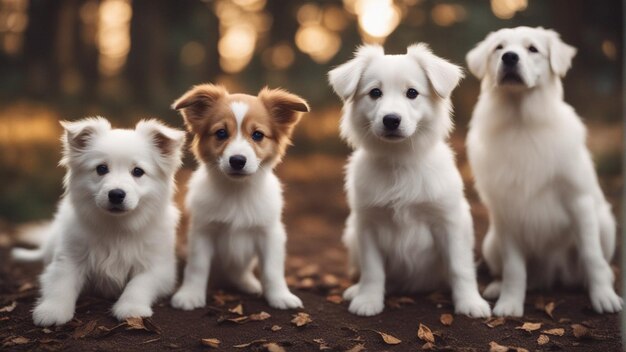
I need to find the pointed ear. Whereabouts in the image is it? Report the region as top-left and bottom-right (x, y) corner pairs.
(408, 43), (464, 99)
(259, 87), (309, 129)
(328, 45), (384, 101)
(172, 84), (228, 133)
(546, 29), (577, 77)
(135, 119), (186, 168)
(466, 32), (497, 79)
(60, 116), (111, 155)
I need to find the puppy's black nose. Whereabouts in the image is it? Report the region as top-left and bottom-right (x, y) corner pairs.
(502, 51), (519, 67)
(229, 155), (247, 170)
(108, 189), (126, 205)
(382, 114), (401, 131)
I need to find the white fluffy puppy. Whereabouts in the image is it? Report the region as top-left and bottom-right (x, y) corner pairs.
(466, 26), (621, 316)
(11, 117), (185, 326)
(328, 44), (490, 317)
(170, 85), (308, 311)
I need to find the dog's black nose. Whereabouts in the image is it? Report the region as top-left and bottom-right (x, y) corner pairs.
(502, 51), (519, 67)
(108, 189), (126, 205)
(382, 114), (401, 130)
(229, 155), (247, 170)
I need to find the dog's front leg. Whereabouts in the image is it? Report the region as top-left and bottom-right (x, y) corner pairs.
(492, 229), (526, 317)
(33, 257), (85, 326)
(171, 225), (214, 310)
(257, 223), (303, 309)
(347, 221), (385, 316)
(113, 260), (176, 320)
(433, 209), (491, 318)
(570, 195), (623, 313)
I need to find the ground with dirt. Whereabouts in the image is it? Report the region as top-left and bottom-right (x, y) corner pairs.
(0, 137), (622, 351)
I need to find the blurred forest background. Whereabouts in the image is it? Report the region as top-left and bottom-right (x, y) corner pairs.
(0, 0), (622, 224)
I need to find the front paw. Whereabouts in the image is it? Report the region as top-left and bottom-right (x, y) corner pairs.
(112, 301), (153, 320)
(455, 295), (491, 318)
(33, 301), (75, 327)
(590, 286), (623, 314)
(348, 293), (384, 316)
(343, 284), (359, 301)
(492, 298), (524, 317)
(170, 287), (206, 311)
(266, 290), (303, 309)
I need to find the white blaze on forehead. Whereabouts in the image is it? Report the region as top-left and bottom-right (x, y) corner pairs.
(230, 101), (249, 133)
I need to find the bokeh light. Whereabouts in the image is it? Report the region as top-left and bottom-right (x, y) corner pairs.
(490, 0), (527, 19)
(97, 0), (132, 76)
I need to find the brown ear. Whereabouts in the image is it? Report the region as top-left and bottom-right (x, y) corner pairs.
(258, 87), (309, 128)
(172, 84), (228, 133)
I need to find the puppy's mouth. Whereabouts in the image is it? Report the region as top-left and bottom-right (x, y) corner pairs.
(381, 133), (406, 142)
(107, 206), (129, 215)
(226, 170), (252, 178)
(499, 71), (525, 85)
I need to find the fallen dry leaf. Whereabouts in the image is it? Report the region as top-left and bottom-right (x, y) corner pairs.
(484, 317), (506, 328)
(417, 323), (435, 343)
(291, 312), (313, 327)
(271, 325), (282, 332)
(225, 316), (249, 324)
(537, 334), (550, 345)
(422, 342), (436, 350)
(125, 317), (145, 330)
(489, 341), (508, 352)
(326, 295), (343, 304)
(297, 264), (319, 277)
(229, 304), (244, 315)
(297, 277), (316, 289)
(345, 344), (366, 352)
(387, 296), (415, 308)
(2, 336), (30, 348)
(72, 320), (98, 339)
(42, 328), (53, 334)
(544, 301), (556, 319)
(264, 342), (286, 352)
(572, 324), (590, 339)
(233, 339), (268, 348)
(375, 330), (402, 345)
(250, 311), (272, 321)
(440, 313), (454, 326)
(93, 323), (126, 338)
(0, 301), (16, 313)
(212, 292), (240, 306)
(201, 338), (221, 348)
(542, 328), (564, 336)
(320, 274), (340, 288)
(516, 322), (542, 332)
(313, 338), (331, 350)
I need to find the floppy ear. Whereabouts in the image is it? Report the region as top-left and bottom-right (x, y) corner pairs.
(546, 29), (577, 77)
(408, 43), (464, 99)
(60, 117), (111, 162)
(466, 32), (497, 79)
(328, 45), (384, 101)
(172, 84), (228, 133)
(259, 87), (309, 142)
(135, 119), (186, 169)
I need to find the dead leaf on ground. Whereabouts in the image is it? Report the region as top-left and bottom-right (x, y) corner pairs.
(72, 319), (98, 339)
(233, 339), (268, 348)
(124, 317), (161, 334)
(93, 323), (127, 338)
(229, 304), (244, 315)
(489, 341), (529, 352)
(440, 313), (454, 326)
(427, 292), (451, 304)
(345, 344), (366, 352)
(326, 295), (343, 304)
(264, 342), (286, 352)
(201, 338), (221, 348)
(297, 277), (315, 289)
(291, 312), (313, 327)
(374, 330), (402, 345)
(417, 323), (435, 343)
(537, 334), (550, 345)
(544, 301), (556, 319)
(516, 322), (542, 332)
(313, 338), (331, 350)
(212, 292), (240, 306)
(542, 328), (564, 336)
(2, 336), (30, 348)
(571, 324), (589, 338)
(422, 342), (436, 350)
(387, 296), (416, 308)
(250, 311), (272, 321)
(271, 325), (282, 332)
(297, 264), (320, 278)
(320, 274), (339, 288)
(0, 301), (16, 313)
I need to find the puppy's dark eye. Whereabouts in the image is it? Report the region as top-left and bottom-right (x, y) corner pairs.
(96, 164), (109, 176)
(528, 45), (538, 53)
(132, 167), (145, 178)
(495, 44), (503, 51)
(251, 131), (264, 142)
(215, 129), (228, 140)
(406, 88), (418, 99)
(369, 88), (382, 99)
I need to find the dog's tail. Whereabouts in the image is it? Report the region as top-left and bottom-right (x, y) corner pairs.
(10, 222), (51, 263)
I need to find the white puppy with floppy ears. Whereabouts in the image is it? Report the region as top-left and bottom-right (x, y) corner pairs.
(328, 44), (490, 317)
(466, 26), (621, 316)
(12, 117), (185, 326)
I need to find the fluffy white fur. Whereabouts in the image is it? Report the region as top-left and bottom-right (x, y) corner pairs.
(328, 44), (490, 317)
(466, 26), (621, 316)
(11, 117), (185, 326)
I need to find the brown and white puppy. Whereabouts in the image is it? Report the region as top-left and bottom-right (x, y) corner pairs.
(170, 84), (309, 310)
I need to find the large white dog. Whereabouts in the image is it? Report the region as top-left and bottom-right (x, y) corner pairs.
(328, 44), (491, 317)
(12, 117), (185, 326)
(466, 26), (621, 316)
